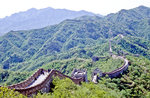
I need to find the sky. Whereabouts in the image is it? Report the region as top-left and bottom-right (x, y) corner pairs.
(0, 0), (150, 18)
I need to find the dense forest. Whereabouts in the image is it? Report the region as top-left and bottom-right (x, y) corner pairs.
(0, 6), (150, 72)
(0, 6), (150, 97)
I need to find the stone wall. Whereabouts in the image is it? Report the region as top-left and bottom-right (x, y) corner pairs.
(1, 69), (84, 96)
(102, 58), (129, 78)
(8, 68), (44, 89)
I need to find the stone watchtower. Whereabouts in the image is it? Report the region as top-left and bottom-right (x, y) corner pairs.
(71, 69), (88, 82)
(91, 68), (103, 83)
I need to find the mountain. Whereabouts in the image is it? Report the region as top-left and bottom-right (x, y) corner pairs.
(106, 6), (150, 22)
(0, 7), (97, 36)
(105, 5), (150, 40)
(0, 6), (150, 97)
(0, 6), (150, 72)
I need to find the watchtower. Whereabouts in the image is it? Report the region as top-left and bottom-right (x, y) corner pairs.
(91, 68), (103, 83)
(71, 69), (88, 82)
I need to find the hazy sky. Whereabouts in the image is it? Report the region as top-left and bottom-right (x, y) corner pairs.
(0, 0), (150, 18)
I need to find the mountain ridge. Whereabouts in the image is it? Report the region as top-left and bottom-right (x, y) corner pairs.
(0, 5), (150, 71)
(0, 5), (150, 98)
(0, 7), (97, 36)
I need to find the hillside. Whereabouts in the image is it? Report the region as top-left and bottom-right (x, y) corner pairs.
(0, 69), (30, 85)
(0, 7), (96, 36)
(0, 5), (150, 97)
(105, 6), (150, 40)
(0, 6), (150, 72)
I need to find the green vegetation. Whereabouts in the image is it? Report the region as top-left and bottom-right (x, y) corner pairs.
(117, 36), (150, 59)
(34, 77), (122, 98)
(0, 55), (149, 97)
(0, 6), (150, 98)
(0, 87), (26, 98)
(41, 58), (91, 76)
(94, 57), (124, 72)
(41, 57), (124, 76)
(0, 69), (30, 85)
(39, 56), (150, 98)
(100, 56), (150, 97)
(0, 6), (150, 72)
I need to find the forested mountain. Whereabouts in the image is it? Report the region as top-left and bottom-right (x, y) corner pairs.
(0, 5), (150, 97)
(105, 5), (150, 40)
(0, 6), (150, 72)
(0, 7), (96, 36)
(106, 6), (150, 22)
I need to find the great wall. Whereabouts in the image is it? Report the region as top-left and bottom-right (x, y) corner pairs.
(0, 69), (85, 96)
(0, 35), (130, 96)
(0, 54), (129, 96)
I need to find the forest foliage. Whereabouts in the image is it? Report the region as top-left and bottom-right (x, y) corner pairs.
(0, 5), (150, 98)
(0, 6), (150, 72)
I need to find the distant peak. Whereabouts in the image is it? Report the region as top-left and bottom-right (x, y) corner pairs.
(119, 9), (127, 12)
(27, 8), (37, 11)
(118, 9), (127, 15)
(138, 5), (148, 8)
(79, 10), (87, 12)
(136, 5), (150, 10)
(42, 7), (54, 10)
